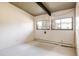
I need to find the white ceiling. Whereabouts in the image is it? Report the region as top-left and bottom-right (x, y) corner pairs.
(11, 2), (46, 16)
(10, 2), (76, 16)
(43, 2), (75, 12)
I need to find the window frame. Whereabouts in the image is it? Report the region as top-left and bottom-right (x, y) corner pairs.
(36, 20), (50, 30)
(51, 17), (73, 30)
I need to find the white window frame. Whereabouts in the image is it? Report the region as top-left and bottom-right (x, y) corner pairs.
(36, 20), (50, 30)
(51, 17), (73, 30)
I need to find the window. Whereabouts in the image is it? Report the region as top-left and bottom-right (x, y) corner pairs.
(36, 20), (50, 30)
(51, 18), (73, 30)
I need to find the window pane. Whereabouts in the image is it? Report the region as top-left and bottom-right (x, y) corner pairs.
(61, 18), (72, 29)
(36, 20), (50, 30)
(55, 20), (61, 23)
(37, 21), (42, 27)
(61, 23), (72, 29)
(52, 20), (61, 29)
(51, 18), (72, 30)
(61, 18), (72, 23)
(37, 26), (42, 29)
(55, 24), (61, 29)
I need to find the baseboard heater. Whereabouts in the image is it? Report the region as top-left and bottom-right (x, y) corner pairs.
(34, 39), (74, 48)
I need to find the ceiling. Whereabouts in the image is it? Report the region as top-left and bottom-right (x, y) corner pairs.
(10, 2), (76, 16)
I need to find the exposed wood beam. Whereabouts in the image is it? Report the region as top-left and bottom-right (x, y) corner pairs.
(36, 2), (51, 16)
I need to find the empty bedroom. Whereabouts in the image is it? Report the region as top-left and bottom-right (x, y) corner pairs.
(0, 2), (79, 56)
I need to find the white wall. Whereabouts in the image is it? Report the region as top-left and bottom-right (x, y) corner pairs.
(34, 8), (75, 47)
(0, 3), (34, 50)
(76, 2), (79, 55)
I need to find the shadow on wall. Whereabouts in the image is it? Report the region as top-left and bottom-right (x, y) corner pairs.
(0, 3), (34, 50)
(25, 31), (34, 43)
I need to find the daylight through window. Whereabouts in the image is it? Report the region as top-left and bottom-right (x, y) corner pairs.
(51, 18), (73, 30)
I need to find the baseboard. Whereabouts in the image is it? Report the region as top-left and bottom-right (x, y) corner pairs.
(35, 38), (75, 48)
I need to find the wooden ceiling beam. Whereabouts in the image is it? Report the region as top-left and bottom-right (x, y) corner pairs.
(36, 2), (51, 16)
